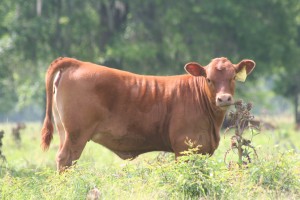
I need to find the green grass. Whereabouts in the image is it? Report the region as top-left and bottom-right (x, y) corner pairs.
(0, 120), (299, 200)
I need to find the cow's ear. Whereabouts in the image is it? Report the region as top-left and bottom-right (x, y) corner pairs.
(184, 62), (206, 77)
(234, 59), (256, 82)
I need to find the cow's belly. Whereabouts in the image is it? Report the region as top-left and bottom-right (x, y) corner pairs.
(90, 128), (171, 159)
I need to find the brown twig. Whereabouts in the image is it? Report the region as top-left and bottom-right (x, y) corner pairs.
(224, 100), (260, 168)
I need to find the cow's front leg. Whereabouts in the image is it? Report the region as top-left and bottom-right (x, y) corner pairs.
(171, 132), (215, 159)
(171, 133), (196, 159)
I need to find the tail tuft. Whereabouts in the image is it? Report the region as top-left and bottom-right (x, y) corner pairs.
(41, 117), (54, 151)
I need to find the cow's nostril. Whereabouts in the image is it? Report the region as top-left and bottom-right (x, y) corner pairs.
(217, 97), (222, 102)
(227, 96), (232, 101)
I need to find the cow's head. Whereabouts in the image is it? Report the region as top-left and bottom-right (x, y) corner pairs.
(185, 57), (255, 110)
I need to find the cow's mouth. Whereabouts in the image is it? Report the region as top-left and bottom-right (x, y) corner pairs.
(216, 101), (234, 110)
(216, 101), (234, 107)
(218, 104), (232, 111)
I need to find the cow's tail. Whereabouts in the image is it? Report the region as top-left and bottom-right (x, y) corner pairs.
(41, 57), (79, 151)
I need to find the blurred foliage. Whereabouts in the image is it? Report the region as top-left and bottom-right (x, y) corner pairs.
(1, 122), (300, 200)
(0, 122), (300, 199)
(0, 0), (299, 120)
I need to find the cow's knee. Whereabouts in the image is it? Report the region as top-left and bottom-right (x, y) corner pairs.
(56, 148), (72, 172)
(56, 140), (87, 173)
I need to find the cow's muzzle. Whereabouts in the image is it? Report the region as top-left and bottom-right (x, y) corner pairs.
(216, 93), (234, 108)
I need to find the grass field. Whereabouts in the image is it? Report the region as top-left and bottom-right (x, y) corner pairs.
(0, 117), (299, 200)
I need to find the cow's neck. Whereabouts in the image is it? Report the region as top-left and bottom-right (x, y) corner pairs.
(189, 76), (227, 118)
(189, 77), (226, 146)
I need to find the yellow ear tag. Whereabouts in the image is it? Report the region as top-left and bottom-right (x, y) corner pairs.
(235, 66), (247, 82)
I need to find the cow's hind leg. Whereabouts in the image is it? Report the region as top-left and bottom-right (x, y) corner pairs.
(53, 101), (66, 153)
(56, 132), (88, 172)
(53, 98), (70, 171)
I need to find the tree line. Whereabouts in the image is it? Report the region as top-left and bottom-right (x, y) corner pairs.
(0, 0), (300, 125)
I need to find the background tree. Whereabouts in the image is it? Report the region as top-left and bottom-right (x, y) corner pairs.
(0, 0), (299, 124)
(273, 1), (300, 127)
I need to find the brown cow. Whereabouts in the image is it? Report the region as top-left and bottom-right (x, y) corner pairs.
(41, 57), (255, 171)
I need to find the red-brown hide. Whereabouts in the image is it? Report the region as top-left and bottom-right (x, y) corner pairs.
(41, 57), (255, 171)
